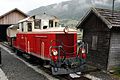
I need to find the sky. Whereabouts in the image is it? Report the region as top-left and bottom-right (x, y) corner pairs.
(0, 0), (69, 15)
(0, 0), (120, 16)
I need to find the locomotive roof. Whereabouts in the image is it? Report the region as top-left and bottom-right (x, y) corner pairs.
(18, 13), (59, 23)
(18, 17), (33, 23)
(32, 27), (77, 33)
(8, 24), (18, 29)
(34, 13), (59, 20)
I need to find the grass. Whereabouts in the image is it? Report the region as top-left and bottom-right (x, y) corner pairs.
(111, 67), (120, 77)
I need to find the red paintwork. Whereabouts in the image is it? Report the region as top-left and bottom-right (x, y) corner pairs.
(13, 32), (77, 60)
(82, 53), (87, 59)
(52, 56), (58, 62)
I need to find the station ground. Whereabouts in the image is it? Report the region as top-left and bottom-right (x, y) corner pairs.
(0, 44), (119, 80)
(0, 44), (55, 80)
(0, 68), (8, 80)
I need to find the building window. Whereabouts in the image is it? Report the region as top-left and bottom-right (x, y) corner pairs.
(49, 20), (53, 27)
(34, 19), (41, 29)
(92, 36), (98, 50)
(28, 23), (32, 32)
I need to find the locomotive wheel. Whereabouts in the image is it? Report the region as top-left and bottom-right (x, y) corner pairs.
(12, 47), (16, 53)
(38, 58), (44, 66)
(29, 55), (44, 66)
(15, 49), (22, 56)
(29, 55), (37, 62)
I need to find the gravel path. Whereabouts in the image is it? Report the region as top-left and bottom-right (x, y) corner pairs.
(84, 71), (114, 80)
(0, 68), (8, 80)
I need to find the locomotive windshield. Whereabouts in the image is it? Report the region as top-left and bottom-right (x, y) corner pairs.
(49, 20), (53, 28)
(28, 22), (32, 32)
(34, 19), (41, 29)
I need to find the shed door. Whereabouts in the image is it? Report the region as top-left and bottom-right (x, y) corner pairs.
(0, 25), (9, 41)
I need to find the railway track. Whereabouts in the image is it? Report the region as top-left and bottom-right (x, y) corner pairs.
(1, 42), (93, 80)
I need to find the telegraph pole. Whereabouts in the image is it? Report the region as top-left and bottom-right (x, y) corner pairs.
(112, 0), (115, 17)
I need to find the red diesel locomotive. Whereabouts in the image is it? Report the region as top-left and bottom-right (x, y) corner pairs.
(7, 14), (87, 75)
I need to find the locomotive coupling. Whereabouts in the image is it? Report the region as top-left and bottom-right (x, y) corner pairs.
(70, 62), (80, 68)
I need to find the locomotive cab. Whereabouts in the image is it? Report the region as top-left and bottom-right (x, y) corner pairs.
(18, 13), (59, 33)
(18, 17), (33, 32)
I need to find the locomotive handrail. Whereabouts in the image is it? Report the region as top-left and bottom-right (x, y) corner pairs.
(50, 40), (62, 46)
(61, 42), (77, 47)
(63, 50), (77, 54)
(50, 40), (78, 48)
(50, 40), (88, 54)
(49, 45), (79, 63)
(78, 42), (88, 54)
(49, 45), (66, 63)
(59, 47), (66, 62)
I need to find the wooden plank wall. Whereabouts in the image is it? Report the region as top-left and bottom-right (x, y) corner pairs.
(0, 11), (26, 24)
(108, 29), (120, 70)
(81, 13), (110, 70)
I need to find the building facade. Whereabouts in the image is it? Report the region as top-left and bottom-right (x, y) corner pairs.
(0, 8), (28, 41)
(77, 8), (120, 70)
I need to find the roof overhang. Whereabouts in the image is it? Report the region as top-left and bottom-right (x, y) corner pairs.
(76, 7), (112, 29)
(0, 8), (28, 19)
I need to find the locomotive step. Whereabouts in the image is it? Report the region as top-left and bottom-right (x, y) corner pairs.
(43, 65), (50, 68)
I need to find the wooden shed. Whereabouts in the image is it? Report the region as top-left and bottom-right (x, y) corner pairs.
(77, 7), (120, 70)
(0, 8), (28, 41)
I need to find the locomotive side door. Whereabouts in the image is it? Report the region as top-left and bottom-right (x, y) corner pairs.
(40, 35), (49, 59)
(35, 37), (42, 56)
(34, 34), (49, 60)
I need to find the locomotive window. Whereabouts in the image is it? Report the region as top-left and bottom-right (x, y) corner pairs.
(55, 22), (57, 27)
(49, 20), (53, 27)
(28, 23), (32, 32)
(34, 19), (41, 29)
(17, 26), (19, 29)
(43, 26), (47, 29)
(92, 36), (98, 50)
(15, 24), (19, 29)
(21, 22), (24, 32)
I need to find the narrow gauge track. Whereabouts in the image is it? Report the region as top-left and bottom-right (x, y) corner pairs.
(1, 42), (91, 80)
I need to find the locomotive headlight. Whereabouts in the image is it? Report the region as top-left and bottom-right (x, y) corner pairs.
(82, 48), (85, 53)
(52, 49), (58, 56)
(64, 28), (68, 33)
(64, 27), (69, 33)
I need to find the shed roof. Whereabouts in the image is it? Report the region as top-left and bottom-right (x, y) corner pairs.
(77, 7), (120, 29)
(0, 8), (28, 19)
